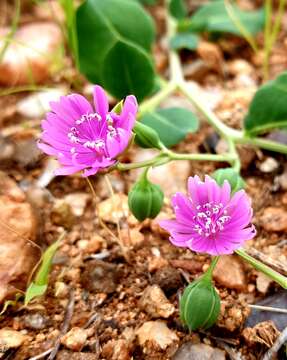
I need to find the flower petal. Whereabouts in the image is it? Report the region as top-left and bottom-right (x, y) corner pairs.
(93, 85), (109, 119)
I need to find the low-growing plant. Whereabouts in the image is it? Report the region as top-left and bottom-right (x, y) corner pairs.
(37, 0), (287, 330)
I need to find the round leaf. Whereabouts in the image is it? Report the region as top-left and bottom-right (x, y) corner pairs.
(102, 41), (155, 102)
(244, 72), (287, 136)
(140, 107), (199, 147)
(76, 0), (156, 100)
(179, 0), (264, 36)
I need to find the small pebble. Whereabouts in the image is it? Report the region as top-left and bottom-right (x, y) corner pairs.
(61, 327), (88, 351)
(139, 285), (175, 318)
(136, 321), (178, 350)
(23, 313), (48, 330)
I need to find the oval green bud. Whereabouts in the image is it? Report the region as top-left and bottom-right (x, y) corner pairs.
(128, 176), (164, 221)
(134, 121), (162, 150)
(212, 168), (245, 193)
(180, 276), (220, 331)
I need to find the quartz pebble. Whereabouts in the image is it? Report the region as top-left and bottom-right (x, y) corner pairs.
(136, 321), (178, 350)
(61, 327), (88, 351)
(0, 329), (27, 350)
(172, 342), (226, 360)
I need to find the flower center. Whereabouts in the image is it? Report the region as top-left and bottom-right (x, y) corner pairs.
(67, 113), (117, 154)
(193, 202), (230, 237)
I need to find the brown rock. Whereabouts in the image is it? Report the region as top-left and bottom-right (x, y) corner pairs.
(139, 285), (175, 318)
(0, 172), (38, 303)
(260, 207), (287, 232)
(148, 256), (168, 272)
(170, 259), (203, 274)
(152, 266), (183, 295)
(102, 339), (131, 360)
(197, 41), (223, 74)
(80, 260), (122, 294)
(0, 329), (27, 350)
(0, 23), (62, 86)
(51, 199), (76, 229)
(136, 321), (178, 350)
(213, 255), (246, 290)
(61, 327), (88, 351)
(121, 228), (145, 247)
(55, 351), (98, 360)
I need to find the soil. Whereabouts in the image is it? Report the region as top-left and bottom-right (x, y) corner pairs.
(1, 1), (287, 359)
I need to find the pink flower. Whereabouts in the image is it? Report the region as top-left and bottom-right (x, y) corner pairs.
(159, 175), (256, 255)
(38, 85), (138, 177)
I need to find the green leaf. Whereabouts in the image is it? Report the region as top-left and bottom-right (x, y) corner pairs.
(34, 238), (61, 286)
(170, 32), (199, 50)
(244, 72), (287, 136)
(102, 42), (155, 102)
(76, 0), (156, 101)
(212, 168), (245, 193)
(169, 0), (188, 19)
(180, 0), (264, 36)
(138, 0), (158, 4)
(140, 107), (199, 147)
(24, 283), (48, 306)
(24, 234), (63, 305)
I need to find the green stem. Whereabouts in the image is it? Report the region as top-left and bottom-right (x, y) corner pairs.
(233, 133), (287, 155)
(168, 151), (236, 164)
(224, 0), (259, 53)
(270, 0), (287, 46)
(236, 248), (287, 289)
(178, 82), (239, 140)
(117, 151), (236, 172)
(204, 256), (220, 281)
(138, 81), (176, 118)
(117, 153), (168, 171)
(263, 0), (273, 81)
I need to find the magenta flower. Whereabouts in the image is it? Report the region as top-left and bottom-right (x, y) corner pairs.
(38, 85), (138, 177)
(159, 175), (256, 255)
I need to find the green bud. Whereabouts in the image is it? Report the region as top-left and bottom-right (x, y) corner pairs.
(128, 174), (164, 221)
(134, 121), (162, 150)
(212, 168), (245, 193)
(180, 275), (220, 331)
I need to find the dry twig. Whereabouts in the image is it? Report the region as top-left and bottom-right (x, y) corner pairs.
(262, 325), (287, 360)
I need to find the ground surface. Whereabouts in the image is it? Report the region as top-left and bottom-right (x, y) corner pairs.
(1, 1), (287, 359)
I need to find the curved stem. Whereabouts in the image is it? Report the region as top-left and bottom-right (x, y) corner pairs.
(236, 248), (287, 289)
(178, 82), (239, 140)
(263, 0), (273, 81)
(117, 151), (236, 172)
(138, 81), (176, 118)
(168, 151), (236, 164)
(233, 133), (287, 154)
(204, 256), (220, 281)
